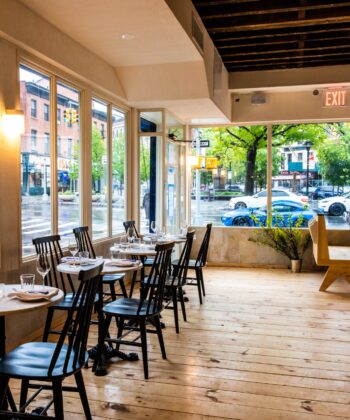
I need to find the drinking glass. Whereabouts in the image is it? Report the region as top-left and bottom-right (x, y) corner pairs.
(0, 283), (6, 299)
(79, 251), (89, 260)
(127, 227), (135, 244)
(20, 274), (35, 290)
(36, 254), (51, 287)
(150, 221), (156, 234)
(110, 248), (120, 261)
(68, 239), (78, 257)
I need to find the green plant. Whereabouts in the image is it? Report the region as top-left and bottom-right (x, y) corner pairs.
(249, 213), (311, 260)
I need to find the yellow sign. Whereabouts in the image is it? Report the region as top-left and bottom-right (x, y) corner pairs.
(205, 157), (218, 169)
(192, 156), (206, 169)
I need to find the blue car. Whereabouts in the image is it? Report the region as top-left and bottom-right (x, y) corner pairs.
(221, 200), (314, 227)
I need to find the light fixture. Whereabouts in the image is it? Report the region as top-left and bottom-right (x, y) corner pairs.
(121, 33), (136, 40)
(1, 109), (25, 139)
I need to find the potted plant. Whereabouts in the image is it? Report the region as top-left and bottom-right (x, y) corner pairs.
(249, 213), (311, 272)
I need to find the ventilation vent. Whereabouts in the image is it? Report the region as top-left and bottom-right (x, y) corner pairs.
(192, 13), (204, 53)
(251, 92), (266, 105)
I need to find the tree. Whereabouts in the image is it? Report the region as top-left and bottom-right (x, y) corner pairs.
(91, 126), (106, 191)
(112, 129), (125, 193)
(140, 139), (150, 190)
(200, 124), (331, 194)
(255, 148), (282, 191)
(317, 140), (350, 191)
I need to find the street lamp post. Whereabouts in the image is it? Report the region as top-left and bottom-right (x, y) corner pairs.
(304, 141), (313, 197)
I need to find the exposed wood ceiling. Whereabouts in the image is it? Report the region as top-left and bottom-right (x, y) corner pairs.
(192, 0), (350, 72)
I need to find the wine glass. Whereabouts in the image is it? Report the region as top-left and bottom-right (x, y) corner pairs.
(36, 253), (51, 288)
(150, 221), (156, 234)
(127, 227), (135, 244)
(68, 239), (78, 257)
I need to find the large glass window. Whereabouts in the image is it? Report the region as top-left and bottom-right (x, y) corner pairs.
(190, 126), (267, 227)
(166, 142), (178, 234)
(92, 98), (108, 239)
(57, 82), (81, 246)
(20, 65), (51, 257)
(112, 107), (126, 234)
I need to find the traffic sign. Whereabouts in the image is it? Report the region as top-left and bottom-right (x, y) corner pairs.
(192, 140), (210, 148)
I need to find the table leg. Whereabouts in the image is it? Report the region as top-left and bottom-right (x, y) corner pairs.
(88, 278), (139, 376)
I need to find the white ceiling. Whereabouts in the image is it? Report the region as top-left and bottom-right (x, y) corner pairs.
(20, 0), (202, 67)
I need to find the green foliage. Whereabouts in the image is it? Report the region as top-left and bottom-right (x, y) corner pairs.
(249, 213), (311, 260)
(112, 129), (125, 187)
(317, 139), (350, 189)
(140, 139), (150, 189)
(91, 126), (106, 186)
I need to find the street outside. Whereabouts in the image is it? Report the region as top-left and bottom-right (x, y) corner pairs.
(191, 198), (349, 228)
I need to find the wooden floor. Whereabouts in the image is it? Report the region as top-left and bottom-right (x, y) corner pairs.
(10, 267), (350, 419)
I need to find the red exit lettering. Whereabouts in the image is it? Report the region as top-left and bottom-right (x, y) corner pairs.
(323, 89), (347, 107)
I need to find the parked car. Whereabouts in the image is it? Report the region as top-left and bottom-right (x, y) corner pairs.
(225, 184), (242, 192)
(311, 186), (348, 200)
(222, 200), (314, 227)
(318, 192), (350, 216)
(228, 188), (308, 209)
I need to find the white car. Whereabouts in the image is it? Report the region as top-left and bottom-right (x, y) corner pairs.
(318, 192), (350, 216)
(228, 188), (308, 209)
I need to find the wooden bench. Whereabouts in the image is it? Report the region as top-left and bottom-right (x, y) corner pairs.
(309, 214), (350, 291)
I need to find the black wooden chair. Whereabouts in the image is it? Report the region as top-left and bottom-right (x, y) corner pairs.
(33, 235), (80, 341)
(123, 220), (153, 297)
(172, 223), (212, 304)
(155, 230), (195, 333)
(0, 264), (103, 419)
(73, 226), (127, 301)
(97, 241), (174, 379)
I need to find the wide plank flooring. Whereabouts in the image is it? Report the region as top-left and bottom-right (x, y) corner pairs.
(9, 267), (350, 419)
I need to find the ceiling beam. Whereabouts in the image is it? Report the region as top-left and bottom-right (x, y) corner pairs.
(208, 15), (350, 32)
(200, 2), (350, 20)
(221, 43), (350, 58)
(224, 50), (350, 64)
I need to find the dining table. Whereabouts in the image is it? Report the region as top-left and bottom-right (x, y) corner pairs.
(0, 284), (64, 411)
(56, 258), (143, 376)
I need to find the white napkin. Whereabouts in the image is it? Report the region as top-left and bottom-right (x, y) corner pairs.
(105, 260), (136, 267)
(8, 288), (59, 301)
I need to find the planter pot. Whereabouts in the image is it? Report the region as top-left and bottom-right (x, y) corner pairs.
(291, 259), (302, 273)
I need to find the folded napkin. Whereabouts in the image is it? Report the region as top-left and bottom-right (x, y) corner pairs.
(8, 288), (59, 301)
(105, 259), (136, 267)
(61, 257), (97, 265)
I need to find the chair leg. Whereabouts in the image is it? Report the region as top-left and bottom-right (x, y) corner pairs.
(0, 378), (9, 410)
(93, 314), (111, 372)
(109, 282), (117, 301)
(119, 278), (128, 298)
(154, 315), (166, 360)
(43, 307), (54, 341)
(20, 379), (29, 412)
(74, 370), (92, 420)
(52, 379), (64, 420)
(200, 268), (206, 296)
(179, 287), (187, 322)
(116, 316), (125, 351)
(140, 319), (148, 379)
(195, 269), (203, 304)
(172, 288), (179, 334)
(129, 272), (137, 298)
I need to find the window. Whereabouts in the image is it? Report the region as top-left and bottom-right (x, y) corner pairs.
(44, 133), (50, 154)
(112, 108), (126, 234)
(20, 65), (51, 257)
(92, 98), (108, 239)
(101, 123), (105, 139)
(57, 82), (81, 247)
(57, 108), (61, 124)
(31, 129), (37, 151)
(67, 138), (73, 158)
(297, 152), (303, 162)
(44, 103), (49, 121)
(30, 99), (37, 118)
(272, 190), (289, 197)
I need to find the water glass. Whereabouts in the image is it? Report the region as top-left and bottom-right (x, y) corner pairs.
(20, 274), (35, 290)
(36, 253), (51, 287)
(68, 239), (78, 257)
(110, 248), (120, 261)
(79, 251), (89, 260)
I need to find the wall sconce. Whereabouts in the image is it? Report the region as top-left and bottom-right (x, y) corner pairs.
(1, 109), (25, 139)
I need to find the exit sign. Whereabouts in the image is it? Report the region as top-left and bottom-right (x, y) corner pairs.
(323, 89), (348, 107)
